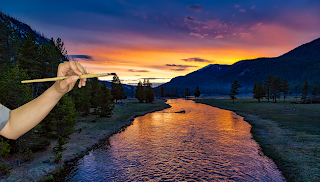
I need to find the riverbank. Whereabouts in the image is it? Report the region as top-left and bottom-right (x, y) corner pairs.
(1, 99), (170, 182)
(194, 98), (320, 182)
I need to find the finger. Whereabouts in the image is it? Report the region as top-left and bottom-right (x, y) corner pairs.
(69, 61), (83, 75)
(75, 62), (87, 86)
(60, 75), (78, 91)
(78, 80), (82, 88)
(57, 62), (69, 77)
(75, 62), (86, 75)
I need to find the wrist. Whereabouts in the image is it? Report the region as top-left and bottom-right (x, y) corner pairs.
(51, 82), (66, 100)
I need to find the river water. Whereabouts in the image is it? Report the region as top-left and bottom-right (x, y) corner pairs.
(57, 99), (285, 181)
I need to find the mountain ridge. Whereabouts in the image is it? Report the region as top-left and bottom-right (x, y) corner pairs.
(157, 38), (320, 95)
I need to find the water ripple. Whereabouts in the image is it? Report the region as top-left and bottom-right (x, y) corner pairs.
(60, 99), (285, 181)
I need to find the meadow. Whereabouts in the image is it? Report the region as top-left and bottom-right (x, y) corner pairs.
(194, 98), (320, 181)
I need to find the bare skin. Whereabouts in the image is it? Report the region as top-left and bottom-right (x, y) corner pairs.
(0, 61), (87, 140)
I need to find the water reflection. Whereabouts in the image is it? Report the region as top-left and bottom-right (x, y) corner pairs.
(60, 99), (285, 181)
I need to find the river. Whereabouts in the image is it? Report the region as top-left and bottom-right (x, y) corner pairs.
(55, 99), (285, 181)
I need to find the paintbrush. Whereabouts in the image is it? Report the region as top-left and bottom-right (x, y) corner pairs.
(21, 73), (116, 83)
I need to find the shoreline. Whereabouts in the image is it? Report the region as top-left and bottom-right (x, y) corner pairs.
(1, 99), (170, 182)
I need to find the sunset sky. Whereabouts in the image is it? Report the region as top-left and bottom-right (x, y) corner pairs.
(1, 0), (320, 86)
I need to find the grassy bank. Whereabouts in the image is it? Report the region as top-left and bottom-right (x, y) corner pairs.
(1, 99), (170, 182)
(194, 98), (320, 182)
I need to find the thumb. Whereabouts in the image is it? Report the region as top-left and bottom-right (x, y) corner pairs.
(59, 75), (78, 91)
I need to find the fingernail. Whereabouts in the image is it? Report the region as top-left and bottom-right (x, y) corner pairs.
(72, 76), (78, 82)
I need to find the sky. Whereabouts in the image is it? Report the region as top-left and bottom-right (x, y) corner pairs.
(1, 0), (320, 86)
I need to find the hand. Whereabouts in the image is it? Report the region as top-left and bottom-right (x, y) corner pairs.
(54, 61), (87, 93)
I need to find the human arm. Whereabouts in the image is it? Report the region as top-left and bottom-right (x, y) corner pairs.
(0, 61), (86, 140)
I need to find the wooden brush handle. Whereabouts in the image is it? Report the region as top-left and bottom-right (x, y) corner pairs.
(21, 74), (99, 83)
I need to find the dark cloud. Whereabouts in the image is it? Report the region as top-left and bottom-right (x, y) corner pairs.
(69, 55), (93, 60)
(181, 57), (213, 63)
(187, 4), (203, 10)
(128, 69), (150, 72)
(184, 16), (195, 21)
(171, 68), (187, 71)
(165, 64), (197, 68)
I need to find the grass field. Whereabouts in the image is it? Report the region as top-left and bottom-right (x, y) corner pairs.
(194, 98), (320, 182)
(195, 98), (320, 135)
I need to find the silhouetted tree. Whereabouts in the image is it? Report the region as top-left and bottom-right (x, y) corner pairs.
(229, 80), (242, 103)
(145, 79), (154, 103)
(99, 83), (115, 117)
(271, 76), (282, 103)
(253, 81), (265, 103)
(90, 77), (102, 108)
(42, 94), (77, 138)
(301, 81), (310, 103)
(294, 84), (300, 101)
(185, 88), (191, 98)
(70, 79), (92, 116)
(282, 78), (290, 102)
(264, 75), (272, 102)
(135, 81), (145, 103)
(160, 86), (165, 98)
(311, 85), (319, 99)
(111, 75), (126, 103)
(194, 86), (200, 98)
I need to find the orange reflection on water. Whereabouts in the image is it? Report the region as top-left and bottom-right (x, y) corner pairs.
(63, 99), (285, 181)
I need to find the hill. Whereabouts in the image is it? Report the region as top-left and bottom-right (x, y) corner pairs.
(157, 38), (320, 96)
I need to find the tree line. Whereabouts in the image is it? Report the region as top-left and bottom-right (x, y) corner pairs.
(229, 75), (320, 103)
(158, 86), (201, 98)
(135, 79), (154, 103)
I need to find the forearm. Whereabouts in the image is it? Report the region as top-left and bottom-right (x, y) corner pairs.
(6, 82), (64, 139)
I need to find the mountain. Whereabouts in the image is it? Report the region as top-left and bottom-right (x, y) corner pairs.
(0, 11), (49, 43)
(157, 38), (320, 96)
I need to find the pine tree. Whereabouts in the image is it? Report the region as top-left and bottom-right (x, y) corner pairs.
(70, 79), (92, 116)
(145, 79), (154, 103)
(194, 86), (200, 98)
(111, 75), (126, 103)
(301, 81), (310, 103)
(185, 88), (191, 98)
(41, 94), (77, 138)
(282, 78), (290, 102)
(229, 80), (242, 103)
(253, 81), (265, 103)
(90, 77), (102, 108)
(160, 86), (165, 98)
(99, 83), (115, 117)
(0, 64), (33, 109)
(264, 75), (272, 102)
(311, 85), (319, 99)
(271, 76), (282, 103)
(135, 81), (145, 103)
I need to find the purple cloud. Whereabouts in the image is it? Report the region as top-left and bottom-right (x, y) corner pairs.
(128, 69), (150, 72)
(181, 57), (213, 63)
(187, 4), (203, 10)
(165, 64), (198, 68)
